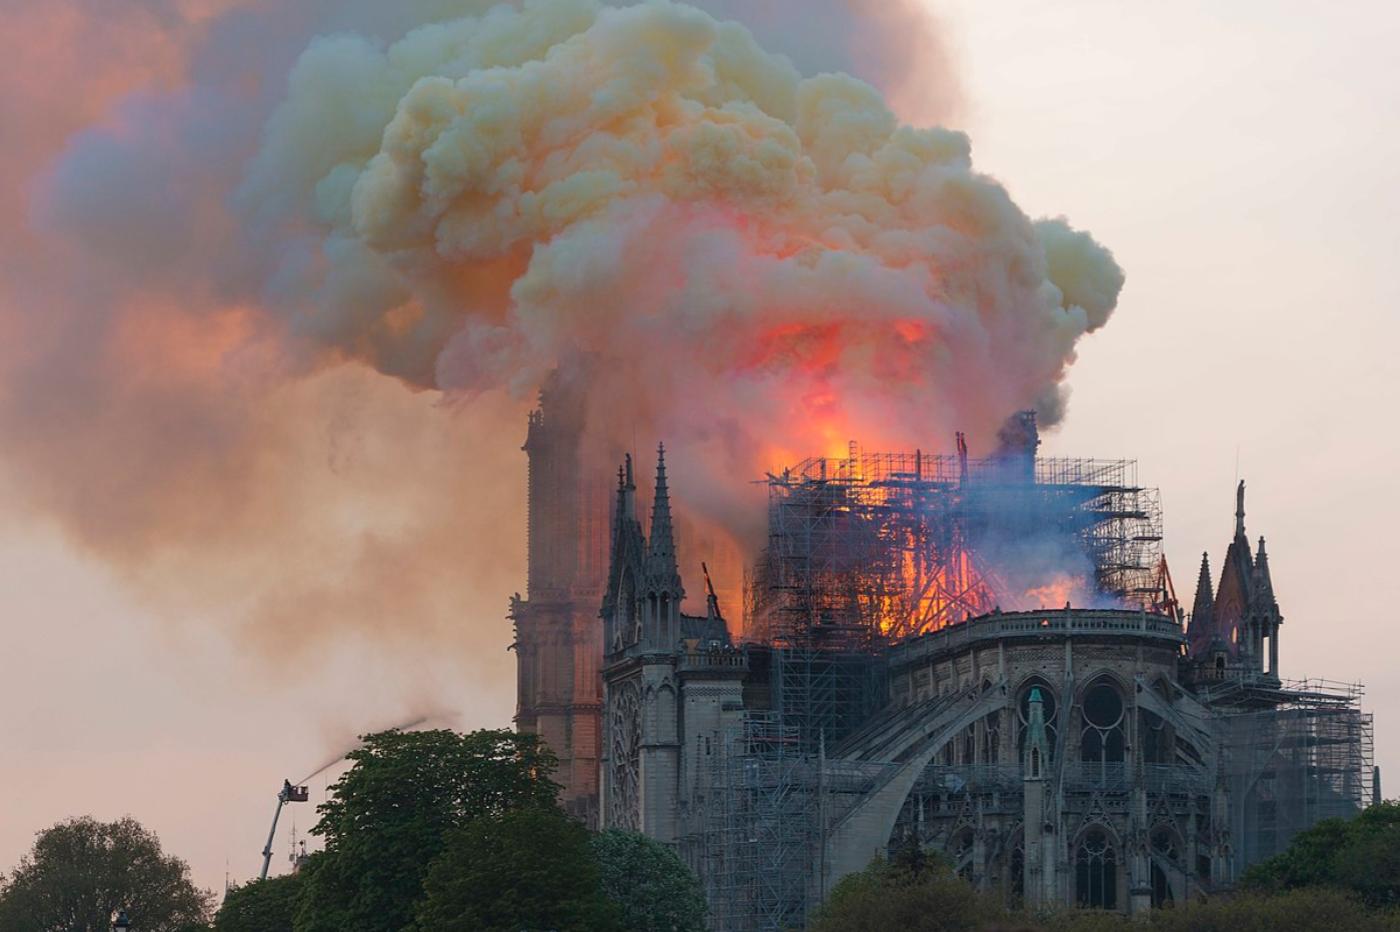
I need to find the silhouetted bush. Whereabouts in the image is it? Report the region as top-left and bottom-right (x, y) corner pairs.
(1244, 802), (1400, 907)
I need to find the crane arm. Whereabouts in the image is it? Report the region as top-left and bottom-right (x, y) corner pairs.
(259, 789), (288, 881)
(259, 780), (309, 881)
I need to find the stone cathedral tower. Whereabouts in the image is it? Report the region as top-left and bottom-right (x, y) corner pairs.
(510, 368), (611, 823)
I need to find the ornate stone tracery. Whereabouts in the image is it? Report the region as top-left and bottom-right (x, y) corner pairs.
(607, 679), (642, 831)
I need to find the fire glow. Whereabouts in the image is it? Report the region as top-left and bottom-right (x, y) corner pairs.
(748, 430), (1164, 648)
(1015, 575), (1091, 612)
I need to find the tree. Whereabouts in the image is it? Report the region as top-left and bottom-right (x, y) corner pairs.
(413, 807), (619, 932)
(1140, 887), (1396, 932)
(292, 728), (559, 932)
(214, 869), (306, 932)
(0, 816), (213, 932)
(809, 843), (1007, 932)
(591, 830), (706, 932)
(1243, 801), (1400, 907)
(1240, 816), (1352, 891)
(1026, 888), (1400, 932)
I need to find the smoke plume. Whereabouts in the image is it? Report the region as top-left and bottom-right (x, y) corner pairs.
(0, 0), (1120, 652)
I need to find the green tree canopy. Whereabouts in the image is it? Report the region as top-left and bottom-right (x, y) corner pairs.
(809, 842), (1005, 932)
(814, 866), (1398, 932)
(0, 816), (213, 932)
(292, 728), (559, 932)
(1036, 887), (1399, 932)
(591, 830), (706, 932)
(1243, 801), (1400, 907)
(414, 807), (618, 932)
(214, 868), (306, 932)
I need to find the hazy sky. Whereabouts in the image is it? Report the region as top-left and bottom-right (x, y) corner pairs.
(1, 0), (1396, 894)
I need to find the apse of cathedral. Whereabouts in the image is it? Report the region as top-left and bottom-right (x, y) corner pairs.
(511, 391), (1374, 931)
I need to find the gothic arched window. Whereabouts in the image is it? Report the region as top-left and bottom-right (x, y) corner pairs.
(1075, 827), (1118, 909)
(1080, 679), (1125, 768)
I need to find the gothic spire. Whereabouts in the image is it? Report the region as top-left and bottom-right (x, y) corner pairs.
(623, 453), (635, 520)
(1235, 480), (1247, 540)
(613, 462), (625, 539)
(1253, 537), (1278, 610)
(1192, 552), (1215, 631)
(1222, 480), (1254, 589)
(1027, 688), (1048, 738)
(1024, 687), (1050, 778)
(648, 444), (678, 575)
(610, 454), (639, 561)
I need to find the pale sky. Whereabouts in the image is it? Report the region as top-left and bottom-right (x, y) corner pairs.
(1, 0), (1397, 894)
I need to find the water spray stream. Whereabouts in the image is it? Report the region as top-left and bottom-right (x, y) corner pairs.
(295, 715), (433, 785)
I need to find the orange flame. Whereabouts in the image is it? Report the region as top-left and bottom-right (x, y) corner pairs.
(1015, 575), (1088, 611)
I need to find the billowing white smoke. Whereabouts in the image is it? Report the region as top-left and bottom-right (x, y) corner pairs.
(240, 0), (1122, 548)
(3, 0), (1120, 649)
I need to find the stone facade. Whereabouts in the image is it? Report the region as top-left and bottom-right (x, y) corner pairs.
(598, 449), (745, 842)
(589, 459), (1371, 927)
(833, 609), (1228, 911)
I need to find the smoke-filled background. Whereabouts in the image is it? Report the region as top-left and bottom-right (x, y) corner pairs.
(1, 0), (1397, 892)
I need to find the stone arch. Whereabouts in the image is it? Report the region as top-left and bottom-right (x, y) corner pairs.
(1072, 669), (1133, 705)
(821, 683), (1008, 888)
(1132, 677), (1216, 774)
(1072, 822), (1120, 910)
(1072, 818), (1123, 852)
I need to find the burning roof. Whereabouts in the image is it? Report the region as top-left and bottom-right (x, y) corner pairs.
(747, 417), (1169, 648)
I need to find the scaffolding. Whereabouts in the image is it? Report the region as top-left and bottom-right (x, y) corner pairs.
(748, 448), (1166, 649)
(702, 441), (1170, 929)
(690, 432), (1381, 929)
(696, 710), (895, 931)
(702, 713), (816, 932)
(1218, 679), (1375, 867)
(773, 647), (886, 755)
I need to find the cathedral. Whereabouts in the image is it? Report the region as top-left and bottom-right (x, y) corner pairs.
(510, 388), (1374, 930)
